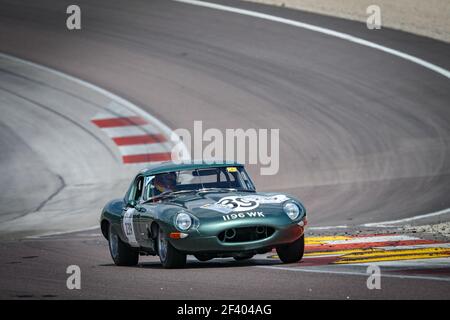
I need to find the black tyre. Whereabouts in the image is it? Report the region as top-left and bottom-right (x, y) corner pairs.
(233, 254), (254, 261)
(158, 227), (186, 268)
(108, 224), (139, 266)
(276, 234), (305, 263)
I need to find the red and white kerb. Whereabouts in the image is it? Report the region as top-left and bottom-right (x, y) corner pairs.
(91, 105), (173, 164)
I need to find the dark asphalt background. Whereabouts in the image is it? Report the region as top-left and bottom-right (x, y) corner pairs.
(0, 0), (449, 298)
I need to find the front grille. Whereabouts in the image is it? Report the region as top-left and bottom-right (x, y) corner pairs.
(218, 226), (275, 243)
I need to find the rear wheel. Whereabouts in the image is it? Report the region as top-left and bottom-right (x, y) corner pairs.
(276, 234), (305, 263)
(158, 227), (186, 268)
(108, 224), (139, 266)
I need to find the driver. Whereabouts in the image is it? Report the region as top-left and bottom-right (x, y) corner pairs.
(154, 172), (177, 195)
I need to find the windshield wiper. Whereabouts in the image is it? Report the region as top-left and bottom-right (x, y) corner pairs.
(170, 190), (199, 196)
(198, 187), (255, 193)
(197, 187), (234, 193)
(144, 191), (174, 203)
(145, 188), (254, 203)
(144, 189), (199, 203)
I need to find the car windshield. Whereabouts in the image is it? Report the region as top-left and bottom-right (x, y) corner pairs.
(146, 166), (255, 199)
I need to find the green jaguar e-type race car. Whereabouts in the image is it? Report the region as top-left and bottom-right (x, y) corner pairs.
(100, 161), (307, 268)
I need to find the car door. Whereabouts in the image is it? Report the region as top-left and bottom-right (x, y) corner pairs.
(135, 175), (157, 250)
(121, 175), (144, 248)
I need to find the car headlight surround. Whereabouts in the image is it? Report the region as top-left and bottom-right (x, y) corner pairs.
(283, 202), (301, 220)
(175, 212), (192, 231)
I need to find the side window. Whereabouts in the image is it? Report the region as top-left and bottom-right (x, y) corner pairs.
(143, 176), (155, 201)
(127, 182), (137, 203)
(134, 176), (144, 201)
(127, 176), (145, 203)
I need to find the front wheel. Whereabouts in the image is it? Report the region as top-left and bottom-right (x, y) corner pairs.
(276, 234), (305, 263)
(108, 224), (139, 266)
(158, 227), (186, 268)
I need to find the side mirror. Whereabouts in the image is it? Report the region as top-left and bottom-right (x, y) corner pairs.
(127, 200), (137, 208)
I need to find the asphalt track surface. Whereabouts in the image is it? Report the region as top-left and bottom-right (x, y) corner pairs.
(0, 0), (450, 299)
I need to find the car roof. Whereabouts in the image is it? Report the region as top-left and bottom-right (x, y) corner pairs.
(139, 160), (244, 176)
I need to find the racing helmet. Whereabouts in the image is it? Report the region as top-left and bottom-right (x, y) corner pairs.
(154, 172), (177, 193)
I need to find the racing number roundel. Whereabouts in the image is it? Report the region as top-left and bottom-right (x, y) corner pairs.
(215, 194), (290, 213)
(217, 197), (259, 212)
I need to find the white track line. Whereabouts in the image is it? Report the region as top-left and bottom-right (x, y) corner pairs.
(308, 225), (348, 230)
(375, 243), (450, 251)
(352, 257), (450, 268)
(173, 0), (450, 80)
(25, 226), (100, 239)
(322, 235), (418, 245)
(362, 208), (450, 227)
(102, 101), (137, 117)
(310, 207), (450, 230)
(256, 266), (450, 282)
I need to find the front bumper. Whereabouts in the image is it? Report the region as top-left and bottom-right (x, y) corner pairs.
(167, 216), (305, 254)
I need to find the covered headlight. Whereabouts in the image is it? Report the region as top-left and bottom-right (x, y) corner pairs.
(176, 212), (192, 231)
(283, 202), (300, 220)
